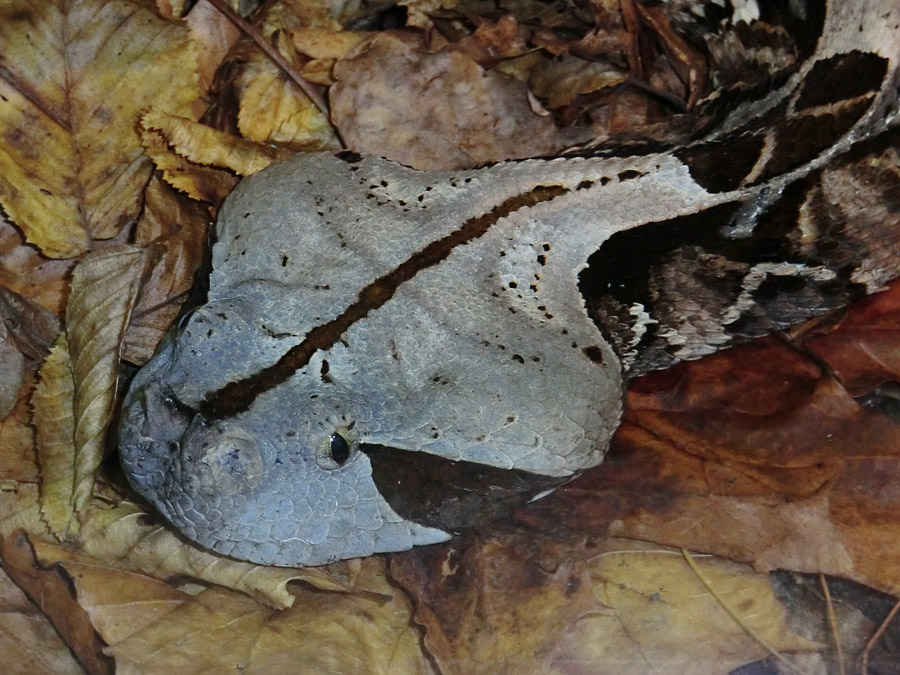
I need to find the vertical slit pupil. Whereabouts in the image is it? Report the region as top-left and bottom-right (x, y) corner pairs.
(330, 433), (351, 464)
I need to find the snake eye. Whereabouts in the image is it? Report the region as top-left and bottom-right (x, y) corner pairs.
(329, 433), (351, 465)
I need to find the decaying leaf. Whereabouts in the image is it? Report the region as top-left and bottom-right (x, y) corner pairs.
(330, 32), (571, 170)
(0, 0), (202, 258)
(0, 217), (75, 316)
(0, 320), (24, 420)
(71, 489), (369, 610)
(0, 369), (38, 484)
(141, 128), (239, 203)
(235, 50), (339, 151)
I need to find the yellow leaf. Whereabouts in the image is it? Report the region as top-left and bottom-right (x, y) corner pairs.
(64, 246), (149, 529)
(33, 335), (77, 536)
(0, 0), (201, 258)
(237, 53), (339, 151)
(141, 107), (294, 176)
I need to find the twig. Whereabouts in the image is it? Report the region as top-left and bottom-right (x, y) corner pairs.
(860, 595), (900, 673)
(819, 574), (846, 675)
(203, 0), (329, 115)
(681, 548), (807, 675)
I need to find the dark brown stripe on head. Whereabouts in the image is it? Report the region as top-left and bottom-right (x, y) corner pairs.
(201, 184), (570, 419)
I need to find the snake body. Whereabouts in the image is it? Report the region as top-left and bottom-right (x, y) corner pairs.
(119, 0), (900, 566)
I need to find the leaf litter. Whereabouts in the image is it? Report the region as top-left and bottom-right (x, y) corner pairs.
(0, 0), (898, 672)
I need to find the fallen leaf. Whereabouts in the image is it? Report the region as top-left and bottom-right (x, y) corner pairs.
(141, 127), (239, 203)
(0, 320), (24, 420)
(123, 177), (211, 364)
(330, 32), (569, 170)
(0, 561), (84, 675)
(141, 108), (295, 176)
(1, 530), (113, 675)
(0, 217), (74, 316)
(105, 559), (431, 674)
(33, 335), (77, 535)
(0, 0), (202, 258)
(390, 535), (817, 674)
(38, 247), (149, 535)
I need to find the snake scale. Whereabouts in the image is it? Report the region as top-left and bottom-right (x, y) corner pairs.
(119, 0), (900, 566)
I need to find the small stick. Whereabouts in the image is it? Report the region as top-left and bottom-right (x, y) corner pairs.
(860, 595), (900, 673)
(819, 574), (846, 675)
(203, 0), (329, 115)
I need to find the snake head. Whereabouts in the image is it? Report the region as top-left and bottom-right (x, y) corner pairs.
(119, 326), (452, 567)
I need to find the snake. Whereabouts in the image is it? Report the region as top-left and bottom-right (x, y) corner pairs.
(119, 0), (900, 566)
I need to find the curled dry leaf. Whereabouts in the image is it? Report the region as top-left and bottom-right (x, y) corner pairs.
(141, 128), (239, 204)
(141, 108), (296, 178)
(330, 32), (571, 170)
(0, 0), (202, 258)
(0, 562), (83, 675)
(35, 247), (148, 537)
(390, 535), (817, 674)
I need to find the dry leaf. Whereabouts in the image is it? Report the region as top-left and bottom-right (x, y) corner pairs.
(0, 369), (38, 483)
(40, 247), (149, 535)
(330, 32), (569, 170)
(0, 320), (24, 420)
(122, 178), (211, 364)
(186, 0), (242, 89)
(0, 561), (84, 675)
(236, 51), (339, 151)
(33, 335), (77, 535)
(390, 535), (817, 674)
(141, 108), (295, 176)
(0, 217), (75, 316)
(105, 559), (430, 674)
(141, 128), (239, 203)
(1, 530), (113, 675)
(72, 489), (368, 610)
(0, 0), (202, 258)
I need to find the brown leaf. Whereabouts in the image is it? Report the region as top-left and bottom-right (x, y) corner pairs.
(0, 367), (38, 483)
(1, 530), (113, 675)
(104, 559), (430, 673)
(805, 280), (900, 395)
(0, 0), (202, 258)
(124, 178), (211, 364)
(141, 108), (295, 177)
(0, 320), (25, 420)
(0, 560), (84, 674)
(515, 305), (900, 594)
(331, 32), (569, 170)
(0, 217), (74, 316)
(390, 535), (816, 673)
